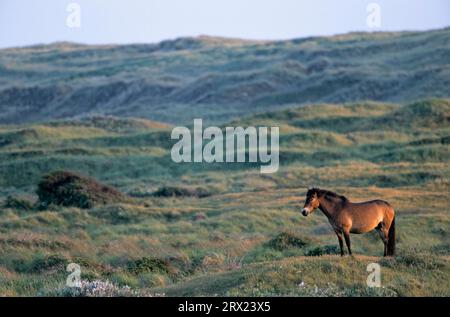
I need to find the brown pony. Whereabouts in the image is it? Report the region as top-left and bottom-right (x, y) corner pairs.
(301, 188), (395, 256)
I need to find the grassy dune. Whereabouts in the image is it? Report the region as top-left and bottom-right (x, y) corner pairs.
(1, 28), (449, 124)
(0, 99), (449, 296)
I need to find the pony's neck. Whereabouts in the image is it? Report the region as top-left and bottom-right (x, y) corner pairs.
(318, 196), (339, 219)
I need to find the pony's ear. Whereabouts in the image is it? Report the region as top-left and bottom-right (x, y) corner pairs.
(310, 186), (320, 195)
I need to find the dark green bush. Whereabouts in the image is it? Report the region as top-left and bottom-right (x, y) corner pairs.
(305, 244), (340, 256)
(36, 171), (125, 209)
(152, 186), (211, 198)
(127, 257), (174, 275)
(14, 254), (68, 273)
(266, 232), (314, 250)
(3, 195), (34, 211)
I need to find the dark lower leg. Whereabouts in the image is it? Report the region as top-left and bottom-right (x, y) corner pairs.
(378, 226), (388, 257)
(379, 228), (388, 257)
(343, 232), (352, 255)
(335, 232), (344, 256)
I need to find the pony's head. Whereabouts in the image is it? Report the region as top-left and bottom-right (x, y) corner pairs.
(302, 188), (321, 216)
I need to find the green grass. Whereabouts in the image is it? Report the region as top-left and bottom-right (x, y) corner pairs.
(0, 99), (448, 296)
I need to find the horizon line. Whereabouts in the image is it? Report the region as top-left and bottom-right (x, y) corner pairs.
(1, 26), (449, 51)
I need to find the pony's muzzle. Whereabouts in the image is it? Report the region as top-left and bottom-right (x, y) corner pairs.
(301, 208), (309, 216)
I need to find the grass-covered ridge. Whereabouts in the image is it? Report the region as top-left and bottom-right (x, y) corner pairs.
(0, 28), (449, 124)
(0, 99), (448, 296)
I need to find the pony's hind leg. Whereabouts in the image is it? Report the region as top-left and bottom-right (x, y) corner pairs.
(376, 223), (388, 256)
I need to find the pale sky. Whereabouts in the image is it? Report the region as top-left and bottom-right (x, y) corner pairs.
(1, 0), (449, 49)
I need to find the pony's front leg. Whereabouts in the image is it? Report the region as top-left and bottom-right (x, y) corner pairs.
(343, 230), (352, 256)
(334, 230), (344, 256)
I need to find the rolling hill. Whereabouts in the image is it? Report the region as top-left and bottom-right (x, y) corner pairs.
(0, 28), (449, 125)
(0, 99), (448, 296)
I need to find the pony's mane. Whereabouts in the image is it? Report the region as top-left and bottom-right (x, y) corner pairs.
(310, 188), (348, 202)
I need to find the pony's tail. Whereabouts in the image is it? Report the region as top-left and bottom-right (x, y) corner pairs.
(387, 216), (396, 256)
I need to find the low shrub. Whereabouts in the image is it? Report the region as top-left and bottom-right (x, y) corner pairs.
(36, 171), (125, 209)
(127, 257), (175, 276)
(152, 186), (211, 198)
(266, 232), (315, 251)
(305, 245), (341, 256)
(3, 195), (35, 211)
(14, 254), (68, 273)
